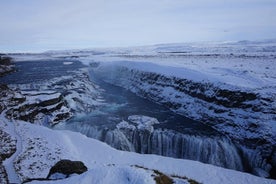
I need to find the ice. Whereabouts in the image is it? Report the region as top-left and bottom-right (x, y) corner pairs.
(63, 62), (73, 65)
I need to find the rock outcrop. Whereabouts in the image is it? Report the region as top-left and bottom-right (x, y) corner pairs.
(0, 59), (100, 125)
(0, 84), (71, 125)
(0, 55), (14, 77)
(47, 159), (88, 179)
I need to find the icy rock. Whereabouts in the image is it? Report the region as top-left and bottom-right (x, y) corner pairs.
(0, 56), (14, 77)
(128, 115), (159, 132)
(116, 121), (136, 130)
(5, 92), (64, 123)
(2, 66), (100, 125)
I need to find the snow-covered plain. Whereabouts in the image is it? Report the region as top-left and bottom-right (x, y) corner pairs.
(1, 115), (275, 184)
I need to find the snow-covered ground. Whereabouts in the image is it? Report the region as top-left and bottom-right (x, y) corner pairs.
(1, 115), (275, 184)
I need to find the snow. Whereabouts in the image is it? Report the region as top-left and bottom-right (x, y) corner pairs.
(63, 62), (73, 65)
(1, 120), (21, 184)
(24, 93), (61, 104)
(116, 115), (160, 133)
(93, 58), (275, 92)
(30, 165), (156, 184)
(1, 116), (274, 184)
(21, 90), (57, 95)
(48, 173), (67, 180)
(116, 121), (136, 131)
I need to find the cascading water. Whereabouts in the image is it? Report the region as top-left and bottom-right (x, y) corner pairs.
(120, 126), (243, 170)
(54, 117), (243, 171)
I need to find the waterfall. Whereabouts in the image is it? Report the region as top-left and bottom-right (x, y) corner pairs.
(240, 147), (274, 178)
(57, 121), (244, 171)
(61, 122), (135, 152)
(119, 128), (244, 171)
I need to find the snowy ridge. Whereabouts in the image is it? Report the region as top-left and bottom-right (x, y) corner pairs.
(1, 116), (275, 184)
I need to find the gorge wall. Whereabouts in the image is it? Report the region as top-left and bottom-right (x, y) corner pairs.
(91, 62), (276, 178)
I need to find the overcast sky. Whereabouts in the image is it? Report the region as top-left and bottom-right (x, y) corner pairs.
(0, 0), (276, 52)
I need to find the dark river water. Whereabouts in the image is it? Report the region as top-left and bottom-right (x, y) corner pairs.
(0, 59), (84, 84)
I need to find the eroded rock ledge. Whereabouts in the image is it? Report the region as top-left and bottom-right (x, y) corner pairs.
(0, 70), (100, 125)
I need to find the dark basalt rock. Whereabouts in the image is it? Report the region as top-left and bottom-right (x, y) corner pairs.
(0, 164), (8, 184)
(0, 56), (15, 77)
(46, 159), (88, 179)
(269, 149), (276, 179)
(0, 56), (12, 65)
